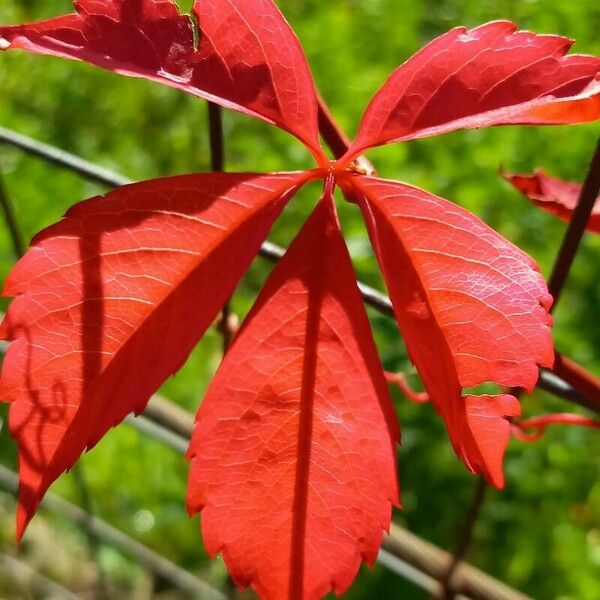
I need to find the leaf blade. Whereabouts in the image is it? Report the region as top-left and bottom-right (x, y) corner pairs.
(503, 169), (600, 234)
(0, 170), (310, 535)
(187, 191), (399, 600)
(0, 0), (324, 158)
(351, 175), (553, 486)
(349, 21), (600, 155)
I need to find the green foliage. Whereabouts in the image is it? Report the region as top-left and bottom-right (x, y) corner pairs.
(0, 1), (599, 598)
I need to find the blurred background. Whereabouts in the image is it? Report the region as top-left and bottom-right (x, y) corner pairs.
(0, 0), (599, 598)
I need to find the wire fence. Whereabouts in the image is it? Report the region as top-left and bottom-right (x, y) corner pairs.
(0, 111), (598, 600)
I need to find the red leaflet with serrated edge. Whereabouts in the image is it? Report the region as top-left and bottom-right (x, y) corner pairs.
(0, 0), (325, 160)
(0, 171), (310, 535)
(347, 21), (600, 157)
(503, 169), (600, 234)
(349, 175), (553, 485)
(187, 189), (399, 600)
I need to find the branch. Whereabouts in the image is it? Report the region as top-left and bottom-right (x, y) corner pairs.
(438, 477), (487, 600)
(552, 352), (600, 411)
(0, 465), (228, 600)
(382, 523), (532, 600)
(548, 135), (600, 306)
(0, 163), (25, 258)
(0, 553), (83, 600)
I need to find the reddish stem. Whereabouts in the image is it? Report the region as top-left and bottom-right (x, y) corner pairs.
(553, 352), (600, 411)
(512, 412), (600, 443)
(317, 95), (375, 174)
(385, 371), (430, 404)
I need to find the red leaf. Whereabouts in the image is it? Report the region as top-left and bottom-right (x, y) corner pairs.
(347, 21), (600, 157)
(0, 171), (311, 536)
(0, 0), (325, 160)
(349, 175), (553, 486)
(502, 169), (600, 234)
(187, 188), (399, 600)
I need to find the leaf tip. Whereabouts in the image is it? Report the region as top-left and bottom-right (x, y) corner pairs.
(464, 394), (521, 488)
(15, 501), (34, 542)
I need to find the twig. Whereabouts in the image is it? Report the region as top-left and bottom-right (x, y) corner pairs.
(207, 102), (237, 353)
(0, 465), (228, 600)
(383, 523), (532, 600)
(0, 126), (131, 187)
(438, 478), (487, 599)
(0, 163), (25, 257)
(0, 553), (83, 600)
(316, 95), (375, 174)
(208, 103), (224, 174)
(537, 369), (599, 413)
(548, 135), (600, 306)
(552, 352), (600, 410)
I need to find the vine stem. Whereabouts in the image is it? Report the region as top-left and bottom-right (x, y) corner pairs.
(0, 164), (24, 257)
(438, 477), (487, 600)
(548, 135), (600, 306)
(441, 133), (600, 597)
(207, 102), (237, 353)
(512, 413), (600, 443)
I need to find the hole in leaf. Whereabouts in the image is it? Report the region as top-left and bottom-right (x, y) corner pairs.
(463, 382), (503, 396)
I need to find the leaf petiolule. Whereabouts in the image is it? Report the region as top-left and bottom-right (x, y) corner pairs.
(187, 189), (399, 600)
(0, 171), (311, 536)
(350, 175), (554, 486)
(347, 21), (600, 157)
(503, 169), (600, 234)
(0, 0), (325, 160)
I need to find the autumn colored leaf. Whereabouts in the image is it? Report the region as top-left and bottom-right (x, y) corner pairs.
(187, 190), (399, 600)
(347, 21), (600, 157)
(4, 3), (598, 597)
(349, 175), (554, 486)
(0, 171), (311, 535)
(0, 0), (325, 161)
(503, 169), (600, 233)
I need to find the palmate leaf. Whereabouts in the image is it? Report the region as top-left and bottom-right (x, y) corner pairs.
(349, 175), (554, 486)
(0, 0), (326, 161)
(187, 189), (399, 600)
(503, 169), (600, 234)
(0, 171), (311, 535)
(347, 21), (600, 157)
(2, 2), (597, 598)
